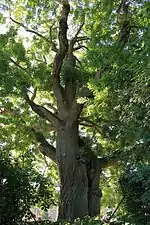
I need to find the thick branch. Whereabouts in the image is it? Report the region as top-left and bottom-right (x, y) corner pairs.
(0, 105), (57, 162)
(25, 93), (60, 127)
(32, 128), (57, 163)
(117, 21), (131, 47)
(94, 2), (132, 80)
(42, 102), (58, 113)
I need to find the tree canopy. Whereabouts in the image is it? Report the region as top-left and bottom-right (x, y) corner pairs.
(0, 0), (149, 224)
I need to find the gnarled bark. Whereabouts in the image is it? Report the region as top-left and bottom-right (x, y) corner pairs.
(32, 125), (122, 220)
(56, 123), (89, 220)
(87, 157), (102, 217)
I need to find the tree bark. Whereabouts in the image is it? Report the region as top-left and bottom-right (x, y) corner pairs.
(78, 138), (102, 217)
(32, 122), (104, 220)
(88, 157), (102, 217)
(32, 124), (121, 220)
(56, 123), (89, 220)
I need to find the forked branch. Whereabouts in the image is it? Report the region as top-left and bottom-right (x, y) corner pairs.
(69, 21), (85, 53)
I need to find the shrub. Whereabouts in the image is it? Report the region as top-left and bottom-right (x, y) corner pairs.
(0, 150), (56, 224)
(120, 164), (150, 225)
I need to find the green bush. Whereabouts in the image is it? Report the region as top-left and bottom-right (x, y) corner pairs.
(120, 164), (150, 225)
(0, 150), (56, 224)
(22, 216), (123, 225)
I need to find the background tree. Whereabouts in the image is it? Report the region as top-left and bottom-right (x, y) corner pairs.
(120, 165), (150, 225)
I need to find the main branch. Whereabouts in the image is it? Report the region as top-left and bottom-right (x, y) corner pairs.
(52, 1), (70, 118)
(25, 94), (60, 127)
(32, 128), (57, 164)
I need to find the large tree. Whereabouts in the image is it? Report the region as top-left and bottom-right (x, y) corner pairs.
(0, 0), (149, 220)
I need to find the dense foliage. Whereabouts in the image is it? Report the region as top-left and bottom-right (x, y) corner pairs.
(0, 149), (57, 224)
(120, 165), (150, 225)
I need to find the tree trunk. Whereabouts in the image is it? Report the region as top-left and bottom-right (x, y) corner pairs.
(56, 123), (89, 220)
(56, 123), (102, 220)
(87, 157), (102, 217)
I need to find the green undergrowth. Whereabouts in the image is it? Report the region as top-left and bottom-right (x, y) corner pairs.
(22, 216), (117, 225)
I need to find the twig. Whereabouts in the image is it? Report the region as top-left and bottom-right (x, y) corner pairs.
(74, 21), (85, 40)
(28, 209), (37, 222)
(0, 4), (9, 10)
(79, 122), (102, 134)
(9, 58), (28, 73)
(76, 36), (90, 41)
(108, 196), (125, 222)
(79, 117), (102, 130)
(10, 17), (51, 43)
(73, 45), (89, 51)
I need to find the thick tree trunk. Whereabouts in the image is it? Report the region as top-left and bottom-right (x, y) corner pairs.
(56, 123), (89, 220)
(56, 123), (102, 220)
